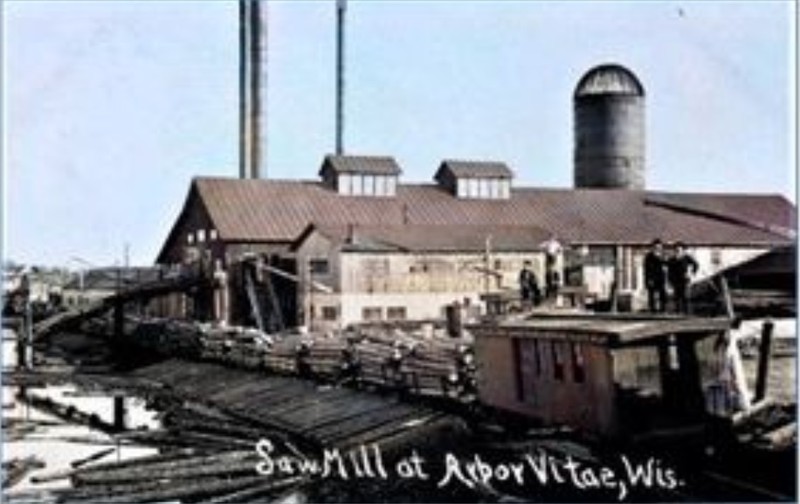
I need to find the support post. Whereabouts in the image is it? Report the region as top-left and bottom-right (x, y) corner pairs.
(23, 300), (33, 369)
(114, 267), (124, 339)
(719, 275), (734, 319)
(754, 319), (774, 402)
(114, 300), (124, 340)
(113, 396), (127, 431)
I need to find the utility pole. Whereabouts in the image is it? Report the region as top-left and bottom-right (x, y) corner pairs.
(335, 0), (346, 155)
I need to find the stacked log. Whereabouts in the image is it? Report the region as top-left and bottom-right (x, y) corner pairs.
(261, 335), (302, 373)
(2, 456), (45, 489)
(302, 335), (348, 379)
(56, 450), (301, 504)
(112, 315), (477, 399)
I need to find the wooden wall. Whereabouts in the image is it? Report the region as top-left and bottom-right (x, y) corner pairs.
(475, 329), (618, 436)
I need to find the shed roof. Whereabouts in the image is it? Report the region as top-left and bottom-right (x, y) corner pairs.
(296, 223), (553, 253)
(472, 314), (732, 347)
(157, 177), (795, 262)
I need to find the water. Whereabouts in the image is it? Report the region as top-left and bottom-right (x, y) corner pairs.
(2, 330), (160, 491)
(732, 318), (797, 405)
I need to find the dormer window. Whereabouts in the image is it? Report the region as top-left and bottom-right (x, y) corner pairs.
(319, 155), (402, 197)
(435, 160), (513, 200)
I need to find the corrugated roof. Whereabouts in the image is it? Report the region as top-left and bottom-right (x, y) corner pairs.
(435, 160), (513, 180)
(318, 154), (402, 176)
(157, 177), (795, 261)
(644, 192), (796, 236)
(304, 223), (553, 253)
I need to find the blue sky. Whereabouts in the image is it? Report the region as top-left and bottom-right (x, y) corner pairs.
(2, 0), (796, 267)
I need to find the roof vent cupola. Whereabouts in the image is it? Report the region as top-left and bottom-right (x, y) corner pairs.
(434, 160), (513, 200)
(319, 155), (402, 197)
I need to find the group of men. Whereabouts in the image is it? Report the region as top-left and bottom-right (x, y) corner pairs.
(644, 239), (699, 314)
(518, 238), (698, 313)
(518, 239), (563, 306)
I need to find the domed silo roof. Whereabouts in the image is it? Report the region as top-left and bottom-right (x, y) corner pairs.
(574, 64), (645, 98)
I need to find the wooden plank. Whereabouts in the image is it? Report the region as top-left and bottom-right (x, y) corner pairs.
(267, 388), (364, 420)
(309, 404), (420, 441)
(257, 387), (355, 417)
(336, 413), (449, 449)
(294, 397), (398, 434)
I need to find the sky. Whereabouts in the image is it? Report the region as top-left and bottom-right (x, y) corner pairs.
(2, 0), (796, 267)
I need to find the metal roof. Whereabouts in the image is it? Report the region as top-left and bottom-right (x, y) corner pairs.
(157, 178), (795, 262)
(435, 160), (514, 180)
(473, 314), (733, 346)
(318, 154), (402, 177)
(575, 63), (645, 97)
(299, 223), (553, 253)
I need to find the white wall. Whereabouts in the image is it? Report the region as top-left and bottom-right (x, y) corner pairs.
(309, 291), (484, 329)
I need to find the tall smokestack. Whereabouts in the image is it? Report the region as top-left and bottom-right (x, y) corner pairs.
(335, 0), (346, 155)
(239, 0), (268, 179)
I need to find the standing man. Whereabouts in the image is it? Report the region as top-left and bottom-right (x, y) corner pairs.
(643, 239), (667, 313)
(667, 241), (699, 314)
(542, 237), (562, 300)
(519, 260), (541, 307)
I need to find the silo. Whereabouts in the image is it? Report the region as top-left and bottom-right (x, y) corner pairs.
(573, 64), (645, 189)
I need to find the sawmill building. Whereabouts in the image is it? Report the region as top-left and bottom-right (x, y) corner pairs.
(156, 154), (795, 330)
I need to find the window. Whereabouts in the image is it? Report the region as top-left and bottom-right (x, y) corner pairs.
(551, 341), (564, 381)
(494, 259), (503, 270)
(321, 306), (338, 321)
(571, 343), (585, 383)
(352, 175), (363, 195)
(478, 178), (490, 198)
(209, 229), (218, 241)
(387, 307), (407, 320)
(362, 307), (383, 321)
(499, 180), (510, 199)
(457, 179), (468, 198)
(363, 175), (375, 195)
(468, 178), (479, 198)
(197, 229), (206, 243)
(187, 233), (194, 244)
(374, 175), (386, 196)
(309, 259), (329, 275)
(339, 173), (352, 195)
(489, 178), (500, 199)
(386, 176), (397, 196)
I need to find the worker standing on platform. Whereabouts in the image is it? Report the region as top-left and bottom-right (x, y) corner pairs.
(668, 241), (699, 314)
(518, 260), (541, 307)
(542, 238), (562, 300)
(644, 239), (667, 313)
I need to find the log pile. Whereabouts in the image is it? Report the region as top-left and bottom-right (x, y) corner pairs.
(2, 456), (45, 489)
(28, 447), (303, 504)
(112, 316), (477, 399)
